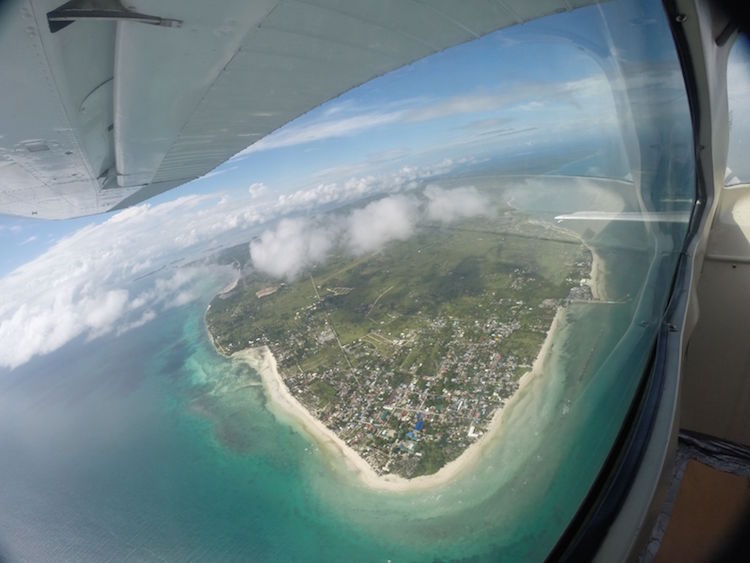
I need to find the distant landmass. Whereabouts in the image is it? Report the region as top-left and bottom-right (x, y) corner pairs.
(206, 206), (594, 479)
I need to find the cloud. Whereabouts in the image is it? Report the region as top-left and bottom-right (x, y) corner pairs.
(517, 101), (544, 111)
(238, 111), (404, 154)
(232, 90), (517, 157)
(273, 160), (458, 217)
(116, 309), (157, 336)
(0, 194), (260, 370)
(128, 267), (208, 312)
(249, 185), (487, 280)
(425, 185), (492, 223)
(199, 165), (238, 181)
(273, 175), (381, 213)
(250, 218), (336, 280)
(347, 196), (417, 255)
(249, 194), (419, 279)
(0, 288), (129, 368)
(230, 75), (619, 157)
(0, 155), (484, 369)
(405, 92), (507, 122)
(248, 182), (269, 199)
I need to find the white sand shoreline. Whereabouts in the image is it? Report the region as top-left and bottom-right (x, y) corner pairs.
(230, 306), (567, 492)
(218, 274), (240, 296)
(212, 235), (606, 492)
(585, 242), (608, 302)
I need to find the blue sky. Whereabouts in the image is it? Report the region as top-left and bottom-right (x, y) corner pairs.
(0, 12), (620, 275)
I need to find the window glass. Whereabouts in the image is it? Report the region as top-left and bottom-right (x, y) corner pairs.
(0, 0), (694, 560)
(726, 35), (750, 186)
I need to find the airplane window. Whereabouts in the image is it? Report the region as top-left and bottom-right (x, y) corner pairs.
(0, 0), (694, 561)
(726, 35), (750, 187)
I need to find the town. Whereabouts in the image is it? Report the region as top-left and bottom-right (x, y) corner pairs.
(207, 213), (593, 478)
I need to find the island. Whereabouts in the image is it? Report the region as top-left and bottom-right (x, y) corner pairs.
(206, 206), (595, 480)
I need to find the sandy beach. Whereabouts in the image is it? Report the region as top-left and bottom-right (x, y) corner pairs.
(539, 220), (608, 302)
(218, 274), (240, 296)
(585, 242), (608, 301)
(231, 305), (567, 492)
(219, 236), (607, 492)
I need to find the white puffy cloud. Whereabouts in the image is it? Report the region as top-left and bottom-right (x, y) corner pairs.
(0, 194), (259, 370)
(248, 182), (269, 199)
(249, 194), (419, 278)
(0, 287), (130, 368)
(250, 218), (336, 280)
(128, 267), (208, 312)
(247, 186), (488, 280)
(0, 158), (482, 369)
(347, 196), (417, 255)
(276, 183), (341, 209)
(273, 161), (458, 217)
(425, 185), (492, 223)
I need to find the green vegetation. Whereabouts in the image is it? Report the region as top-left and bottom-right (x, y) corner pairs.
(413, 438), (457, 477)
(309, 380), (337, 406)
(206, 208), (592, 478)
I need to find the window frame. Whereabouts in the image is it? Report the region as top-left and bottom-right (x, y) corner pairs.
(544, 0), (732, 559)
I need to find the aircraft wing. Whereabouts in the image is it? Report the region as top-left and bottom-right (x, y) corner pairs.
(0, 0), (593, 219)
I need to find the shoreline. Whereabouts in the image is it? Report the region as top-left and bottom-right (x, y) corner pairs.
(539, 220), (607, 302)
(584, 241), (608, 301)
(226, 306), (567, 493)
(208, 236), (607, 492)
(218, 272), (240, 296)
(203, 272), (242, 354)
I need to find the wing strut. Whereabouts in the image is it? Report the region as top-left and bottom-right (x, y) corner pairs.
(46, 0), (181, 33)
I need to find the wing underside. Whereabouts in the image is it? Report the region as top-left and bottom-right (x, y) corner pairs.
(0, 0), (593, 219)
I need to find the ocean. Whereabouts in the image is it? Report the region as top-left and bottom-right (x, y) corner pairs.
(0, 178), (685, 562)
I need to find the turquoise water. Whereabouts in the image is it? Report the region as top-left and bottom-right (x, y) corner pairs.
(0, 294), (642, 560)
(0, 192), (684, 561)
(0, 299), (610, 562)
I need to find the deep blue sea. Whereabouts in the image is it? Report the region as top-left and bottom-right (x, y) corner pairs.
(0, 178), (685, 562)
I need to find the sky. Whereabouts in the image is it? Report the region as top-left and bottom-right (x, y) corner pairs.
(0, 19), (620, 275)
(0, 1), (720, 370)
